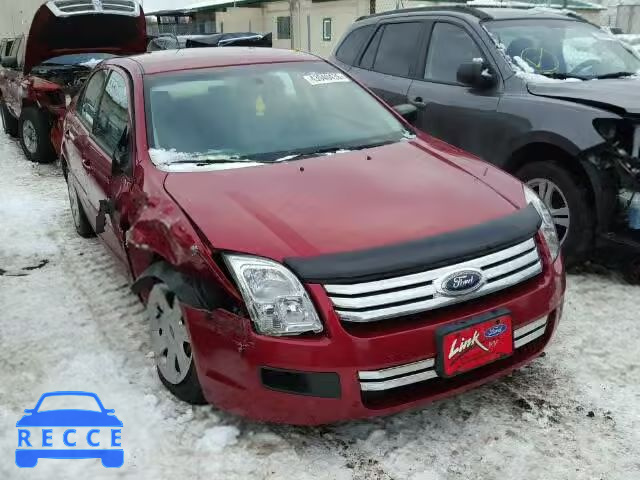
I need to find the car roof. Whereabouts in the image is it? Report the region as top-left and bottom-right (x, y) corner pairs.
(123, 47), (318, 75)
(357, 5), (581, 23)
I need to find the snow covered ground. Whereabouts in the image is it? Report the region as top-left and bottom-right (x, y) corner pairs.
(0, 129), (638, 480)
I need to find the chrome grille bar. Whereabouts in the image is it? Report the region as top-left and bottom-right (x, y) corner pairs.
(48, 0), (140, 16)
(358, 316), (548, 391)
(326, 238), (542, 323)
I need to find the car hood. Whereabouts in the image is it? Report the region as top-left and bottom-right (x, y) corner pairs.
(527, 77), (640, 114)
(24, 1), (147, 74)
(163, 141), (520, 261)
(16, 410), (122, 427)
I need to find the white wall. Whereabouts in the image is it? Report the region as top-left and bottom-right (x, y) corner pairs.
(0, 0), (46, 37)
(213, 0), (369, 56)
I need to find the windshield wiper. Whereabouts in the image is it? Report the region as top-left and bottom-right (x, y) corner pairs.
(272, 139), (401, 163)
(542, 72), (588, 80)
(593, 71), (636, 79)
(168, 156), (262, 166)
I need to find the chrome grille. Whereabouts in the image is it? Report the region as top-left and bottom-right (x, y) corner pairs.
(358, 315), (548, 391)
(325, 238), (542, 323)
(48, 0), (140, 16)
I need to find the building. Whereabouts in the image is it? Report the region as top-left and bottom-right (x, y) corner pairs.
(0, 0), (46, 37)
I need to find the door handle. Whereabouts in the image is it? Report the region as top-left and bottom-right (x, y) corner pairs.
(409, 97), (427, 109)
(82, 158), (91, 169)
(65, 129), (76, 141)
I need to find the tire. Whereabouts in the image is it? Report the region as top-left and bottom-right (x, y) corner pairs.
(517, 161), (594, 265)
(1, 100), (18, 137)
(19, 107), (56, 163)
(146, 282), (206, 405)
(66, 176), (95, 238)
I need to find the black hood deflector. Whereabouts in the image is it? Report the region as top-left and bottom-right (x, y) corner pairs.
(285, 205), (542, 284)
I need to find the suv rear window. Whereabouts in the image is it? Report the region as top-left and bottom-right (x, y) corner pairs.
(335, 25), (374, 65)
(372, 23), (423, 77)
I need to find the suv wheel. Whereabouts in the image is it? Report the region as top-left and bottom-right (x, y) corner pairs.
(1, 100), (18, 137)
(517, 161), (594, 265)
(146, 282), (206, 404)
(19, 107), (56, 163)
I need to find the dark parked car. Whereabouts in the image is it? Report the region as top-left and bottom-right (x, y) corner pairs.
(331, 7), (640, 267)
(60, 47), (563, 424)
(147, 32), (272, 51)
(0, 0), (146, 163)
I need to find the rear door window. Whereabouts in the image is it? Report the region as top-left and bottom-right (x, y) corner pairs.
(372, 22), (423, 77)
(359, 26), (383, 69)
(78, 70), (108, 128)
(335, 25), (374, 65)
(94, 71), (130, 155)
(424, 23), (483, 84)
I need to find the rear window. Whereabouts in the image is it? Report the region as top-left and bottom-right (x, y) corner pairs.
(335, 25), (374, 65)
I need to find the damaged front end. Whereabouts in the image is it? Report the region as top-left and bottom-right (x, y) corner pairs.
(583, 117), (640, 275)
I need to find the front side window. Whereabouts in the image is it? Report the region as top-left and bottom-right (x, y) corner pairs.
(372, 22), (423, 77)
(145, 61), (412, 167)
(335, 25), (374, 65)
(425, 23), (483, 83)
(94, 71), (130, 154)
(78, 70), (108, 127)
(485, 19), (640, 79)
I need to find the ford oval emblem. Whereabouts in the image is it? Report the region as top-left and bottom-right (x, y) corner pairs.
(485, 323), (508, 338)
(438, 269), (485, 297)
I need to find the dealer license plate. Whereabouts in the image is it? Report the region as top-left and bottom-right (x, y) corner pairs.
(436, 312), (513, 377)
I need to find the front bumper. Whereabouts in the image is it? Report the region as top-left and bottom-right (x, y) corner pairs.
(186, 254), (564, 425)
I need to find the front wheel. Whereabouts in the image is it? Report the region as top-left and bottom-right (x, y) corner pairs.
(517, 161), (594, 265)
(19, 107), (56, 163)
(146, 282), (206, 404)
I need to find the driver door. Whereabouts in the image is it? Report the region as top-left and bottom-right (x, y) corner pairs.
(84, 68), (135, 269)
(407, 19), (501, 161)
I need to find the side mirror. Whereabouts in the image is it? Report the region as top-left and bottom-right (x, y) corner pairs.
(457, 61), (496, 89)
(1, 56), (17, 69)
(393, 103), (418, 123)
(23, 409), (34, 414)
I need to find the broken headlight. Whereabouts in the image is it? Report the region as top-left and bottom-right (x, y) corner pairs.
(593, 118), (619, 142)
(224, 254), (323, 336)
(524, 185), (561, 262)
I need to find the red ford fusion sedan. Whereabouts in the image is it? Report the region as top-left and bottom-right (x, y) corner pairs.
(61, 47), (565, 425)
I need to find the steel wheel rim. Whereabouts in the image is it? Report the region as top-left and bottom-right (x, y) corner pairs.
(67, 181), (81, 228)
(147, 284), (192, 385)
(527, 178), (570, 244)
(22, 120), (38, 154)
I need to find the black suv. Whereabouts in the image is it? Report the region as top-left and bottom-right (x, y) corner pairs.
(331, 6), (640, 266)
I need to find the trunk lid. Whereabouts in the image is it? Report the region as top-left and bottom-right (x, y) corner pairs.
(24, 0), (147, 74)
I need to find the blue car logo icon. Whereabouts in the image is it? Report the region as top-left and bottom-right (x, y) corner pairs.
(485, 323), (508, 339)
(16, 391), (123, 468)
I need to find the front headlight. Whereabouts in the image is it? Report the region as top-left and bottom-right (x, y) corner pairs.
(524, 185), (561, 261)
(224, 254), (323, 336)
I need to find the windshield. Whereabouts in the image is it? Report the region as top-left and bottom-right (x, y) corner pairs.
(41, 53), (115, 67)
(36, 395), (102, 412)
(485, 19), (640, 80)
(144, 61), (411, 166)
